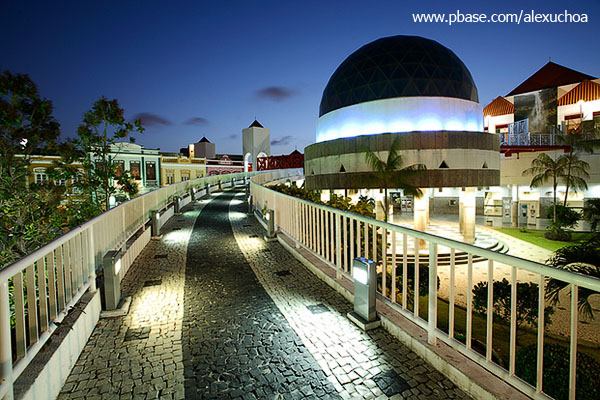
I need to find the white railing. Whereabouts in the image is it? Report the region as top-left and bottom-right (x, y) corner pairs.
(250, 170), (600, 400)
(0, 171), (260, 399)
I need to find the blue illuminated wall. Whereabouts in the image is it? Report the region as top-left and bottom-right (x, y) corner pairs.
(316, 97), (483, 143)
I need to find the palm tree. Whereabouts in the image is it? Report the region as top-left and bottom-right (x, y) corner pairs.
(546, 235), (600, 319)
(364, 138), (425, 222)
(559, 151), (590, 207)
(556, 131), (599, 206)
(522, 152), (568, 224)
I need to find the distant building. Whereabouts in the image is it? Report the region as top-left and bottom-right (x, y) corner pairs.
(482, 62), (600, 228)
(181, 136), (247, 176)
(188, 136), (216, 159)
(27, 154), (86, 204)
(207, 154), (245, 176)
(160, 153), (206, 185)
(104, 142), (161, 193)
(483, 61), (600, 143)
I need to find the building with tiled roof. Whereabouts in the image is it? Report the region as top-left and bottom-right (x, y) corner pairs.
(484, 61), (600, 140)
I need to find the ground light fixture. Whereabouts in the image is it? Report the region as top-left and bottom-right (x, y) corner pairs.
(264, 209), (277, 242)
(347, 257), (381, 331)
(103, 249), (122, 311)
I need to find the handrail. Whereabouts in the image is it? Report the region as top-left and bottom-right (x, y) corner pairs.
(0, 170), (262, 398)
(250, 169), (600, 400)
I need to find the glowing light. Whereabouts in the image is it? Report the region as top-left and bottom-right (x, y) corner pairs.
(114, 258), (122, 274)
(353, 267), (368, 285)
(316, 96), (483, 142)
(229, 211), (247, 221)
(164, 229), (189, 243)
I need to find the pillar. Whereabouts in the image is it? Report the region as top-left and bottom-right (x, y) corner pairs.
(511, 185), (519, 228)
(461, 187), (476, 244)
(414, 191), (428, 248)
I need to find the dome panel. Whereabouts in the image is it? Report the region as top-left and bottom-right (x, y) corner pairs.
(319, 35), (479, 117)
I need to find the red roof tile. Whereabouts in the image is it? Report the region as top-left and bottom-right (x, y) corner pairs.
(558, 80), (600, 106)
(507, 62), (595, 96)
(483, 96), (514, 117)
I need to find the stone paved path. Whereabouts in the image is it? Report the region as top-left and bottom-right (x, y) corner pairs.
(182, 191), (338, 399)
(58, 189), (470, 400)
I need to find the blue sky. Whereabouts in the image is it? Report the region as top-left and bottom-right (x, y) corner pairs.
(2, 0), (599, 155)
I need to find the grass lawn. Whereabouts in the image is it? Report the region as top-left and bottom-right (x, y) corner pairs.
(493, 228), (591, 252)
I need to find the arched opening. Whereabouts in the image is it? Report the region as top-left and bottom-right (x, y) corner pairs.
(244, 152), (252, 172)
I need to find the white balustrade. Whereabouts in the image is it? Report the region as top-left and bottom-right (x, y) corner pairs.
(250, 169), (600, 400)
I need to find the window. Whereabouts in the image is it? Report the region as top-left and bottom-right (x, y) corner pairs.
(564, 114), (583, 134)
(115, 160), (125, 178)
(181, 173), (190, 181)
(130, 161), (141, 180)
(69, 175), (82, 194)
(495, 124), (508, 134)
(55, 178), (66, 186)
(146, 162), (156, 181)
(166, 173), (174, 185)
(33, 168), (48, 184)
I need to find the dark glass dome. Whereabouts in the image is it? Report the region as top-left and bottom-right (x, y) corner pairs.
(319, 35), (479, 117)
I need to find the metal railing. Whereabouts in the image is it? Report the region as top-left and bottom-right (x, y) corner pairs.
(250, 170), (600, 400)
(0, 171), (260, 399)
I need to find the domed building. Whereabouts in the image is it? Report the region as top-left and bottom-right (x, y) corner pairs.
(304, 35), (501, 242)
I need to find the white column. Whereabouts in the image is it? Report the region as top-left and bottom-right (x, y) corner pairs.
(458, 191), (464, 234)
(511, 184), (519, 228)
(461, 187), (476, 244)
(414, 190), (428, 248)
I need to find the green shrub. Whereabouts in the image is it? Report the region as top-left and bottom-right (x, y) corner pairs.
(544, 227), (572, 241)
(546, 205), (580, 230)
(515, 344), (600, 399)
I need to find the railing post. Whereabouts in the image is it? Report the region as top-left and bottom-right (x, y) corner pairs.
(428, 243), (438, 345)
(335, 213), (342, 279)
(0, 281), (14, 400)
(294, 201), (300, 249)
(88, 227), (96, 292)
(190, 188), (195, 202)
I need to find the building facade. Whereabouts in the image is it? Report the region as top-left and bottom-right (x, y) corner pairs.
(160, 153), (206, 185)
(105, 142), (162, 194)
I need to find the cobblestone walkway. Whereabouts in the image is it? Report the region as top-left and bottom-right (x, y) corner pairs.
(182, 192), (338, 399)
(57, 189), (470, 400)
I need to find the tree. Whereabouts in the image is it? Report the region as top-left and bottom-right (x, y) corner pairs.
(556, 132), (600, 207)
(58, 97), (144, 212)
(582, 198), (600, 233)
(522, 152), (568, 224)
(559, 151), (590, 207)
(472, 278), (554, 330)
(364, 138), (426, 222)
(0, 71), (65, 267)
(546, 235), (600, 320)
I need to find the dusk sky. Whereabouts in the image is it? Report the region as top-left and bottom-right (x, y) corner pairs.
(2, 0), (599, 155)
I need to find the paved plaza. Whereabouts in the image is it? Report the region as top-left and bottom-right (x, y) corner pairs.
(57, 189), (470, 400)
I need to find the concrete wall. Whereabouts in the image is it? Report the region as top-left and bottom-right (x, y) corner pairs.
(14, 291), (101, 400)
(305, 131), (500, 190)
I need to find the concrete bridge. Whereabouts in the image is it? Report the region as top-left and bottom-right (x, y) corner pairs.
(1, 170), (598, 400)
